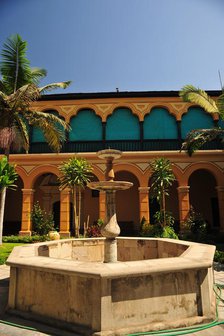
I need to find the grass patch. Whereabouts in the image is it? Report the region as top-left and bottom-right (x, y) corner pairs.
(0, 243), (24, 265)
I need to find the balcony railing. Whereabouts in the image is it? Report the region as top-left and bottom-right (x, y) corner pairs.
(28, 139), (223, 154)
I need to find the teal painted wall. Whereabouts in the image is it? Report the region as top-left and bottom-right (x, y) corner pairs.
(69, 109), (102, 141)
(31, 110), (64, 142)
(218, 118), (224, 129)
(32, 127), (45, 142)
(106, 108), (140, 140)
(143, 108), (178, 139)
(181, 107), (214, 138)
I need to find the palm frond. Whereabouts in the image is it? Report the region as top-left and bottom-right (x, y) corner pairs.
(38, 123), (65, 152)
(8, 84), (40, 112)
(27, 109), (70, 131)
(0, 34), (31, 94)
(38, 81), (71, 94)
(28, 111), (67, 152)
(13, 115), (30, 152)
(181, 128), (224, 156)
(30, 67), (47, 84)
(0, 80), (7, 92)
(0, 90), (8, 103)
(179, 85), (219, 113)
(217, 93), (224, 121)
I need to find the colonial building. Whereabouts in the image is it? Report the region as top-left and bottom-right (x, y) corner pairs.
(4, 90), (224, 236)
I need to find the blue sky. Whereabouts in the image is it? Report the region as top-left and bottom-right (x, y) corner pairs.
(1, 0), (224, 93)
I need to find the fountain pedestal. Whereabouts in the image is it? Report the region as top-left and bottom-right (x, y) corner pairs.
(88, 149), (133, 262)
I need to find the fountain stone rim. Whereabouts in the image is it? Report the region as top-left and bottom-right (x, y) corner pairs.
(87, 180), (133, 191)
(97, 149), (122, 160)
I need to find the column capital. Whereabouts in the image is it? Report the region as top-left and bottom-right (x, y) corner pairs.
(22, 188), (35, 195)
(216, 186), (224, 193)
(177, 186), (190, 193)
(138, 187), (150, 193)
(59, 188), (70, 195)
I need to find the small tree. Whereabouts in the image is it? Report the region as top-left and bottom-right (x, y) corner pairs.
(31, 202), (55, 236)
(150, 158), (175, 227)
(0, 156), (18, 244)
(58, 157), (93, 237)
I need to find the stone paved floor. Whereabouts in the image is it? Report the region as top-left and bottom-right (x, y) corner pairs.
(1, 264), (224, 335)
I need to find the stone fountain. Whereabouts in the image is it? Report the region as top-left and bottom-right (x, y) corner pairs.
(6, 149), (216, 335)
(88, 149), (133, 263)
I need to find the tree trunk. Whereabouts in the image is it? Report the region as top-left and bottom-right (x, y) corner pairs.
(72, 187), (77, 237)
(162, 187), (166, 227)
(78, 187), (81, 237)
(0, 187), (7, 245)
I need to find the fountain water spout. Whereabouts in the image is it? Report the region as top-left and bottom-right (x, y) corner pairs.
(88, 149), (133, 262)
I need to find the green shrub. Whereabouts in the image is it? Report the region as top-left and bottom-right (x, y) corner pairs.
(141, 222), (178, 239)
(2, 235), (49, 243)
(154, 211), (175, 227)
(31, 202), (55, 235)
(162, 226), (179, 239)
(214, 250), (224, 264)
(182, 206), (208, 242)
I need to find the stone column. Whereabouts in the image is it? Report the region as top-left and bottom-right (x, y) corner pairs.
(216, 186), (224, 232)
(178, 186), (190, 231)
(99, 191), (106, 220)
(138, 187), (150, 223)
(59, 188), (70, 238)
(19, 189), (34, 236)
(101, 191), (120, 263)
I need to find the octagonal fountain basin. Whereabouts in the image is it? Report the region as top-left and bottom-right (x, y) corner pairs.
(7, 237), (216, 336)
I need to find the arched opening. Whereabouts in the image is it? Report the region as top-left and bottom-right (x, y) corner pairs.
(52, 201), (73, 232)
(4, 176), (23, 235)
(115, 171), (140, 235)
(181, 107), (214, 139)
(106, 108), (140, 140)
(33, 173), (60, 230)
(188, 169), (219, 230)
(69, 109), (102, 141)
(144, 108), (178, 139)
(82, 174), (99, 229)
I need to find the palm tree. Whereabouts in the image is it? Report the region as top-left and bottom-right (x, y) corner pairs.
(0, 156), (18, 244)
(0, 34), (71, 238)
(0, 34), (71, 155)
(58, 158), (93, 237)
(0, 83), (70, 154)
(150, 158), (175, 227)
(0, 34), (47, 94)
(179, 85), (224, 155)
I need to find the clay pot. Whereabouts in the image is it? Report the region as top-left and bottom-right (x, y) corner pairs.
(48, 231), (60, 240)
